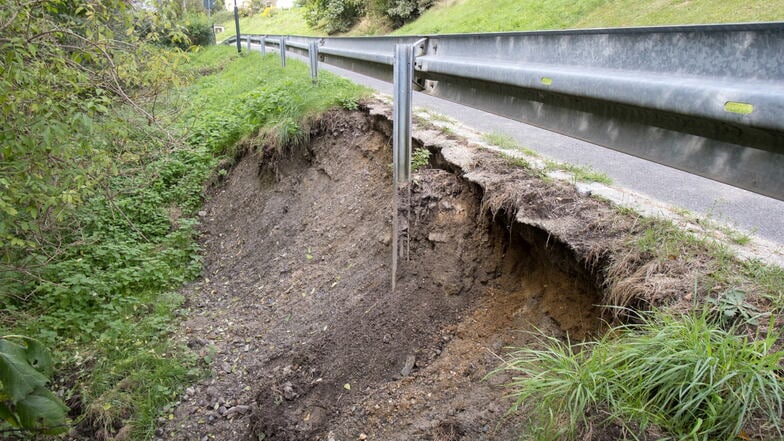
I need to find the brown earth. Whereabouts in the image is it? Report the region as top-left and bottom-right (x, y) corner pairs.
(159, 104), (685, 441)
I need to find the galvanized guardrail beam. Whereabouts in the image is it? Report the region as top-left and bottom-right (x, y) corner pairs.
(230, 23), (784, 200)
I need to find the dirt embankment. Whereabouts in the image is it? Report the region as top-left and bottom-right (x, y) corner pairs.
(161, 104), (690, 441)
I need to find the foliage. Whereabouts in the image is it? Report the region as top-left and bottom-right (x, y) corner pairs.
(371, 0), (434, 27)
(0, 0), (209, 437)
(500, 311), (784, 441)
(172, 15), (215, 49)
(135, 9), (215, 49)
(296, 0), (435, 33)
(302, 0), (366, 33)
(706, 288), (767, 327)
(0, 336), (68, 434)
(411, 148), (432, 172)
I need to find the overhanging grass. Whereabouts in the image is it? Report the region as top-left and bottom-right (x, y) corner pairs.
(394, 0), (784, 35)
(183, 46), (368, 157)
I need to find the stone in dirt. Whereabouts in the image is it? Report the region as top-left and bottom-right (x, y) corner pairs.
(400, 355), (416, 377)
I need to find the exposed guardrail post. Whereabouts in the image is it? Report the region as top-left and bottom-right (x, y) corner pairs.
(279, 37), (287, 67)
(391, 43), (414, 293)
(246, 35), (251, 51)
(308, 41), (319, 84)
(260, 36), (266, 56)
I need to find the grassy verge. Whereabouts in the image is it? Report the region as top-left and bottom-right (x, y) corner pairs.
(1, 45), (365, 440)
(497, 207), (784, 440)
(394, 0), (784, 35)
(629, 217), (784, 306)
(216, 8), (316, 41)
(183, 46), (368, 158)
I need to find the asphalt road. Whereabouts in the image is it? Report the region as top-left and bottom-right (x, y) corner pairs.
(250, 45), (784, 245)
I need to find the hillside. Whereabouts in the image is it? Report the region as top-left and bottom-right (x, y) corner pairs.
(217, 0), (784, 39)
(216, 7), (315, 40)
(393, 0), (784, 34)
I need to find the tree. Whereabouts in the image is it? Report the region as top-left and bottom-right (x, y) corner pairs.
(0, 1), (186, 432)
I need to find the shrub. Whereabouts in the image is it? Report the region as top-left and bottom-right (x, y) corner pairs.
(303, 0), (365, 34)
(373, 0), (435, 27)
(181, 16), (215, 47)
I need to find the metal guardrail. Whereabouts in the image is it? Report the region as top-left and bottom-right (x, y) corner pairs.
(226, 23), (784, 201)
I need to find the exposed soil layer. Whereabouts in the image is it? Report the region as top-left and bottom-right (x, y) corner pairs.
(161, 107), (638, 441)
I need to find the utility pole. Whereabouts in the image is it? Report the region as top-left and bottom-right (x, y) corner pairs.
(204, 0), (215, 45)
(234, 0), (241, 53)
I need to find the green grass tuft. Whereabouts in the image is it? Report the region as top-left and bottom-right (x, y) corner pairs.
(544, 160), (612, 184)
(500, 152), (531, 169)
(501, 310), (784, 441)
(482, 132), (519, 150)
(482, 132), (540, 157)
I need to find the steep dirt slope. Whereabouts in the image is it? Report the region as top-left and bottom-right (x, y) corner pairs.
(161, 106), (670, 441)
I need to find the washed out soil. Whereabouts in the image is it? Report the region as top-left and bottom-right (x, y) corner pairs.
(160, 105), (652, 441)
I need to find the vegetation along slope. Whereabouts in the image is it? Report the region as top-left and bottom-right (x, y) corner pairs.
(0, 0), (364, 437)
(216, 0), (784, 38)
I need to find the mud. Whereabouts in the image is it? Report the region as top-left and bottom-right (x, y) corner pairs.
(161, 106), (626, 441)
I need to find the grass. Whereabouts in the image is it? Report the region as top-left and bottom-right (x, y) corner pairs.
(438, 125), (456, 137)
(206, 0), (784, 39)
(575, 0), (784, 28)
(417, 107), (457, 124)
(544, 159), (612, 184)
(394, 0), (784, 35)
(482, 132), (520, 150)
(481, 132), (540, 157)
(501, 310), (784, 441)
(500, 152), (532, 170)
(216, 7), (316, 41)
(624, 216), (784, 307)
(183, 46), (368, 157)
(411, 148), (432, 171)
(1, 45), (366, 440)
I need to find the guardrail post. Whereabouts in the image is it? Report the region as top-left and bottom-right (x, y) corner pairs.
(393, 44), (413, 185)
(279, 37), (287, 67)
(260, 36), (266, 56)
(308, 41), (319, 84)
(246, 35), (251, 51)
(391, 43), (414, 293)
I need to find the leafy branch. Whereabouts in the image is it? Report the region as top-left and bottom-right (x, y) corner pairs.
(0, 336), (68, 435)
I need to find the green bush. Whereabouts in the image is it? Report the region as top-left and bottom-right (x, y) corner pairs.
(372, 0), (434, 27)
(181, 16), (215, 47)
(303, 0), (365, 34)
(161, 16), (214, 49)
